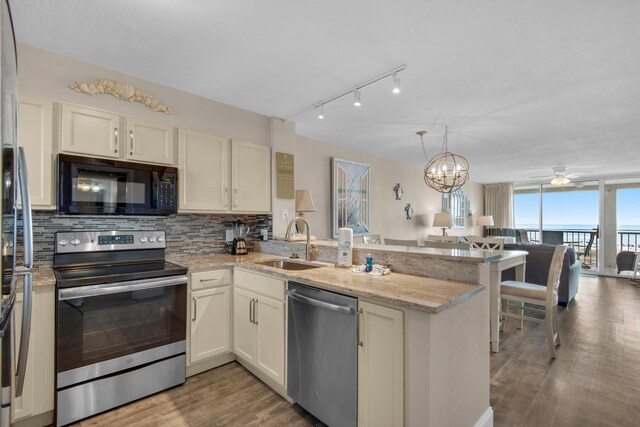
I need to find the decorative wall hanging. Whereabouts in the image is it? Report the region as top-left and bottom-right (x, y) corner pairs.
(405, 203), (414, 220)
(275, 152), (295, 199)
(70, 79), (172, 114)
(442, 188), (470, 228)
(394, 183), (404, 200)
(332, 158), (370, 237)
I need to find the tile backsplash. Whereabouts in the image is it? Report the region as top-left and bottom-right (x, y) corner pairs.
(20, 211), (272, 266)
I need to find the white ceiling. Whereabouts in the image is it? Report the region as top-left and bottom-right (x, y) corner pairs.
(10, 0), (640, 183)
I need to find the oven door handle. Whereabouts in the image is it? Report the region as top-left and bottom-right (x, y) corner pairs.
(58, 276), (188, 300)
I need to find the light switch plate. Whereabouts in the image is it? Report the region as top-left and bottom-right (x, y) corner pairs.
(225, 229), (234, 242)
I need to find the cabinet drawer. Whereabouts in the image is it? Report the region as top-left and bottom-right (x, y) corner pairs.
(191, 269), (231, 290)
(234, 269), (285, 301)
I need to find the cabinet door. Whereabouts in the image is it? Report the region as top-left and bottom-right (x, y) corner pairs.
(233, 287), (257, 363)
(231, 140), (270, 212)
(179, 129), (229, 212)
(60, 104), (119, 158)
(126, 118), (175, 165)
(18, 94), (54, 208)
(255, 296), (285, 387)
(190, 286), (231, 363)
(358, 302), (404, 427)
(12, 291), (35, 421)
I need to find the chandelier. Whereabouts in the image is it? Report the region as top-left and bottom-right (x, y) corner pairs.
(417, 126), (470, 194)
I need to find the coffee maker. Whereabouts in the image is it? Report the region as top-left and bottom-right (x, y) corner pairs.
(232, 223), (249, 255)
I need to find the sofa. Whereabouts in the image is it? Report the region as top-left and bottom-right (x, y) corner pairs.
(501, 243), (581, 306)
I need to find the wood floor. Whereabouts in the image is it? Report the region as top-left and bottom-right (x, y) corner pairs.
(68, 275), (640, 427)
(70, 362), (319, 427)
(492, 275), (640, 427)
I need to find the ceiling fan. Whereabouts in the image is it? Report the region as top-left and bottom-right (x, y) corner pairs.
(529, 166), (578, 185)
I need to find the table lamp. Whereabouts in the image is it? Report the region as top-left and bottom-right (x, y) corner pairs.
(295, 190), (316, 233)
(476, 215), (494, 237)
(433, 212), (453, 236)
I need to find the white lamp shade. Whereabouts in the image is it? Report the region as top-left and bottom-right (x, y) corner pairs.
(295, 190), (317, 213)
(476, 215), (494, 226)
(433, 212), (453, 228)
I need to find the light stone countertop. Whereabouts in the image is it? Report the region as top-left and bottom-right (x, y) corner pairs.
(30, 267), (56, 287)
(167, 252), (486, 313)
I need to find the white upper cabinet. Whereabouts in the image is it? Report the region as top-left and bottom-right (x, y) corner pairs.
(178, 132), (271, 213)
(125, 117), (175, 165)
(18, 94), (54, 208)
(178, 129), (229, 212)
(231, 139), (271, 213)
(60, 104), (119, 158)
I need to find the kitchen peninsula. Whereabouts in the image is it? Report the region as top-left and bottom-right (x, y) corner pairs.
(168, 245), (494, 427)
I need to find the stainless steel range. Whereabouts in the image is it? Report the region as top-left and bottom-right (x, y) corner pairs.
(53, 230), (188, 426)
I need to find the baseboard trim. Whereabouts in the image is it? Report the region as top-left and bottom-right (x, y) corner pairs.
(13, 410), (54, 427)
(186, 352), (236, 377)
(474, 407), (493, 427)
(235, 355), (291, 402)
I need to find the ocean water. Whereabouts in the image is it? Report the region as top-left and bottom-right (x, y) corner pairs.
(516, 224), (640, 232)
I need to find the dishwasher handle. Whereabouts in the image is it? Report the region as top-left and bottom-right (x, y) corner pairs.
(287, 290), (354, 314)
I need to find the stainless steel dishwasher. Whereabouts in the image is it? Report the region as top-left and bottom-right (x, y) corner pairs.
(287, 281), (358, 427)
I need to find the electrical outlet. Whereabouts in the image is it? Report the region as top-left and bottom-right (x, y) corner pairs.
(225, 229), (234, 242)
(281, 209), (289, 221)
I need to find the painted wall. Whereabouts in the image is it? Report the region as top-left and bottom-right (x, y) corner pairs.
(17, 44), (271, 145)
(294, 135), (484, 241)
(17, 44), (484, 243)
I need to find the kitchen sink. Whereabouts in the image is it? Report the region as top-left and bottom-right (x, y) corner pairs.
(255, 259), (324, 271)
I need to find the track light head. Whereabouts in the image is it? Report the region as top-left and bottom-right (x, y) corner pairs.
(317, 104), (325, 120)
(353, 89), (361, 107)
(392, 72), (400, 94)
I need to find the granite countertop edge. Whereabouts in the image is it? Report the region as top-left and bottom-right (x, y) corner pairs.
(168, 253), (485, 314)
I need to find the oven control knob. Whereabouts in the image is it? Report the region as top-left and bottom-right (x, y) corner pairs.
(149, 236), (156, 243)
(139, 237), (148, 243)
(71, 238), (81, 246)
(157, 236), (164, 242)
(59, 239), (69, 247)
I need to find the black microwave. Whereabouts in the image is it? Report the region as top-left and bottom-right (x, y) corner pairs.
(57, 154), (178, 215)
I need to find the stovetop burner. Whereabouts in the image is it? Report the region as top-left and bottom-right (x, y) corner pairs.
(53, 230), (188, 288)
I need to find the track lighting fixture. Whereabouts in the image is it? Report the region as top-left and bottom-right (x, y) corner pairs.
(288, 64), (407, 121)
(392, 72), (400, 94)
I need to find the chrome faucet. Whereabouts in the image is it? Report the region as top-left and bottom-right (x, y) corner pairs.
(285, 216), (312, 261)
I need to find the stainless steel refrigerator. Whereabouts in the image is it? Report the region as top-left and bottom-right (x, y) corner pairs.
(1, 0), (34, 426)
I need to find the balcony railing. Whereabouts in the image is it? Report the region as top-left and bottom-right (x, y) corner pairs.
(524, 229), (640, 269)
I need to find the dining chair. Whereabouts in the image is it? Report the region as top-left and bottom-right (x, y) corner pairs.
(383, 238), (419, 247)
(421, 241), (471, 250)
(467, 236), (505, 250)
(500, 245), (567, 358)
(426, 235), (459, 243)
(362, 234), (382, 245)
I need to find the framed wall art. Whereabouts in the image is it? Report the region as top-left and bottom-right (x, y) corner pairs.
(332, 158), (370, 237)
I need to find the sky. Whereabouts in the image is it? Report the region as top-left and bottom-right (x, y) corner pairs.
(514, 188), (640, 229)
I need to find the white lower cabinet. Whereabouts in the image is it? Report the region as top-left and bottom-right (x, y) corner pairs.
(188, 269), (232, 366)
(233, 269), (285, 387)
(358, 301), (404, 427)
(190, 286), (231, 363)
(13, 285), (55, 423)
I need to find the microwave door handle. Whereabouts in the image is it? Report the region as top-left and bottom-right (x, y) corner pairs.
(17, 147), (33, 268)
(14, 271), (32, 398)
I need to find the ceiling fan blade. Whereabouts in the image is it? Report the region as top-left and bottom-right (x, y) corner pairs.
(529, 174), (553, 179)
